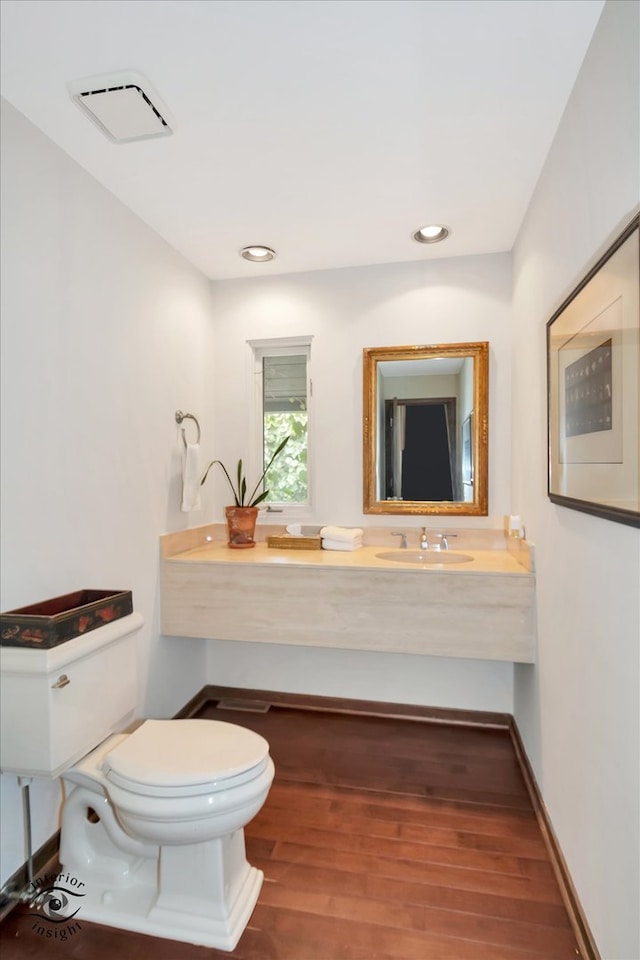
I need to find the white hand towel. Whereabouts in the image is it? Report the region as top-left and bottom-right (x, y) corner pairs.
(319, 526), (364, 543)
(181, 441), (201, 512)
(322, 537), (363, 551)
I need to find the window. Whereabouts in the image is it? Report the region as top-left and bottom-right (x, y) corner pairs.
(250, 338), (312, 512)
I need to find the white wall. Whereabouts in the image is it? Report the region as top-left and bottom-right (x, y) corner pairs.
(201, 253), (515, 712)
(511, 3), (640, 958)
(204, 639), (513, 713)
(205, 253), (513, 526)
(0, 102), (213, 884)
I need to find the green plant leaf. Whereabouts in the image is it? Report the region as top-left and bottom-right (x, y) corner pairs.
(246, 435), (290, 506)
(201, 436), (290, 509)
(236, 460), (243, 503)
(200, 459), (240, 506)
(251, 489), (270, 507)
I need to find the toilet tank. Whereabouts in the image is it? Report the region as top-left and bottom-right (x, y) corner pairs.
(0, 612), (143, 778)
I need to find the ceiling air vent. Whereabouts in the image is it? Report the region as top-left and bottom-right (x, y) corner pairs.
(67, 71), (174, 143)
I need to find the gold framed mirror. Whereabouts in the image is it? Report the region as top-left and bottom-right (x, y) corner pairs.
(363, 342), (489, 515)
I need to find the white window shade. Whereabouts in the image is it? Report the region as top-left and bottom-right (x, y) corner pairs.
(263, 355), (307, 412)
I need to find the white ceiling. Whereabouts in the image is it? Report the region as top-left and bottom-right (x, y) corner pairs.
(1, 0), (605, 281)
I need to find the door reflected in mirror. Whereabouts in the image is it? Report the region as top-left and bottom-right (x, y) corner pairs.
(363, 343), (489, 516)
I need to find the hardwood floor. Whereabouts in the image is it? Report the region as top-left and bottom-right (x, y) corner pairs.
(0, 702), (582, 959)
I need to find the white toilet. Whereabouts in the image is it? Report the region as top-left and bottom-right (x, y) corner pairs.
(0, 613), (274, 951)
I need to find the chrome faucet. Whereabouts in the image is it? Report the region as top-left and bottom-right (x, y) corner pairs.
(391, 532), (408, 549)
(419, 528), (429, 551)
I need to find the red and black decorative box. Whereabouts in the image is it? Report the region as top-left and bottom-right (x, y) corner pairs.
(0, 589), (134, 649)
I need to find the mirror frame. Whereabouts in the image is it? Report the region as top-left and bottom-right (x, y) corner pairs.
(363, 342), (489, 516)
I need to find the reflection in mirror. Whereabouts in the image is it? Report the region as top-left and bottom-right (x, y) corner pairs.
(363, 343), (489, 516)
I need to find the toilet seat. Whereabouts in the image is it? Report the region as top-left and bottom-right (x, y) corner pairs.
(102, 719), (270, 798)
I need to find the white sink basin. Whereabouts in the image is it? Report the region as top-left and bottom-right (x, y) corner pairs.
(375, 550), (474, 565)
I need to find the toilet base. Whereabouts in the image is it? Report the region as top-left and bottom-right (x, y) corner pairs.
(60, 765), (272, 951)
(71, 862), (264, 951)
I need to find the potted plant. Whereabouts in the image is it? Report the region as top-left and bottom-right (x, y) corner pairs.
(200, 436), (289, 548)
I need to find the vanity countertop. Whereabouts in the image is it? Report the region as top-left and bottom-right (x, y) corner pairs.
(164, 541), (531, 577)
(161, 531), (536, 662)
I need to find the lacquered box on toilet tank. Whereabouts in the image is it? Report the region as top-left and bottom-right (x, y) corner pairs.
(0, 589), (133, 648)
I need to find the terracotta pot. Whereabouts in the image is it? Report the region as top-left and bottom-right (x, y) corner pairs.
(224, 506), (259, 549)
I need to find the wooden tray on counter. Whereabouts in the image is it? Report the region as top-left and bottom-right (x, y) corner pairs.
(267, 536), (322, 551)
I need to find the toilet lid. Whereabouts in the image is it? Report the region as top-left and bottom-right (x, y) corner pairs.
(102, 719), (269, 790)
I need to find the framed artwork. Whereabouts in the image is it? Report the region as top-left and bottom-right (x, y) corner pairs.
(547, 215), (639, 528)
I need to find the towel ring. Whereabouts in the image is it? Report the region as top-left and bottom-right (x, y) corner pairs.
(175, 410), (201, 447)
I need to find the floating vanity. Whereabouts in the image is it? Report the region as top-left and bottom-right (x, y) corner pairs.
(160, 528), (536, 663)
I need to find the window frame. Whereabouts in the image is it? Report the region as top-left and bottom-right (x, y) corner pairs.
(248, 336), (313, 521)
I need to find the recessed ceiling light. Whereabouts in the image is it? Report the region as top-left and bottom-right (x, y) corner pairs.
(413, 225), (449, 244)
(240, 246), (276, 262)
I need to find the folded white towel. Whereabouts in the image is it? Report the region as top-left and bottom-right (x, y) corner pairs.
(320, 526), (364, 543)
(322, 537), (363, 551)
(181, 441), (201, 512)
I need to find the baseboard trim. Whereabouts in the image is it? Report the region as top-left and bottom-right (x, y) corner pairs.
(186, 684), (512, 728)
(172, 686), (214, 719)
(509, 718), (600, 960)
(0, 830), (60, 923)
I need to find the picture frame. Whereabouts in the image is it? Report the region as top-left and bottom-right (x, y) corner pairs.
(547, 215), (640, 528)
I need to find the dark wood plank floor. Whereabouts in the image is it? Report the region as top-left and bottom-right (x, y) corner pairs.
(0, 703), (582, 959)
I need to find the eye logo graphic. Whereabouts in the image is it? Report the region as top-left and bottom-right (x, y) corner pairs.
(27, 873), (85, 942)
(30, 884), (84, 921)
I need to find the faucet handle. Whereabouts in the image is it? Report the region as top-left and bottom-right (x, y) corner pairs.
(391, 532), (408, 549)
(439, 533), (457, 550)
